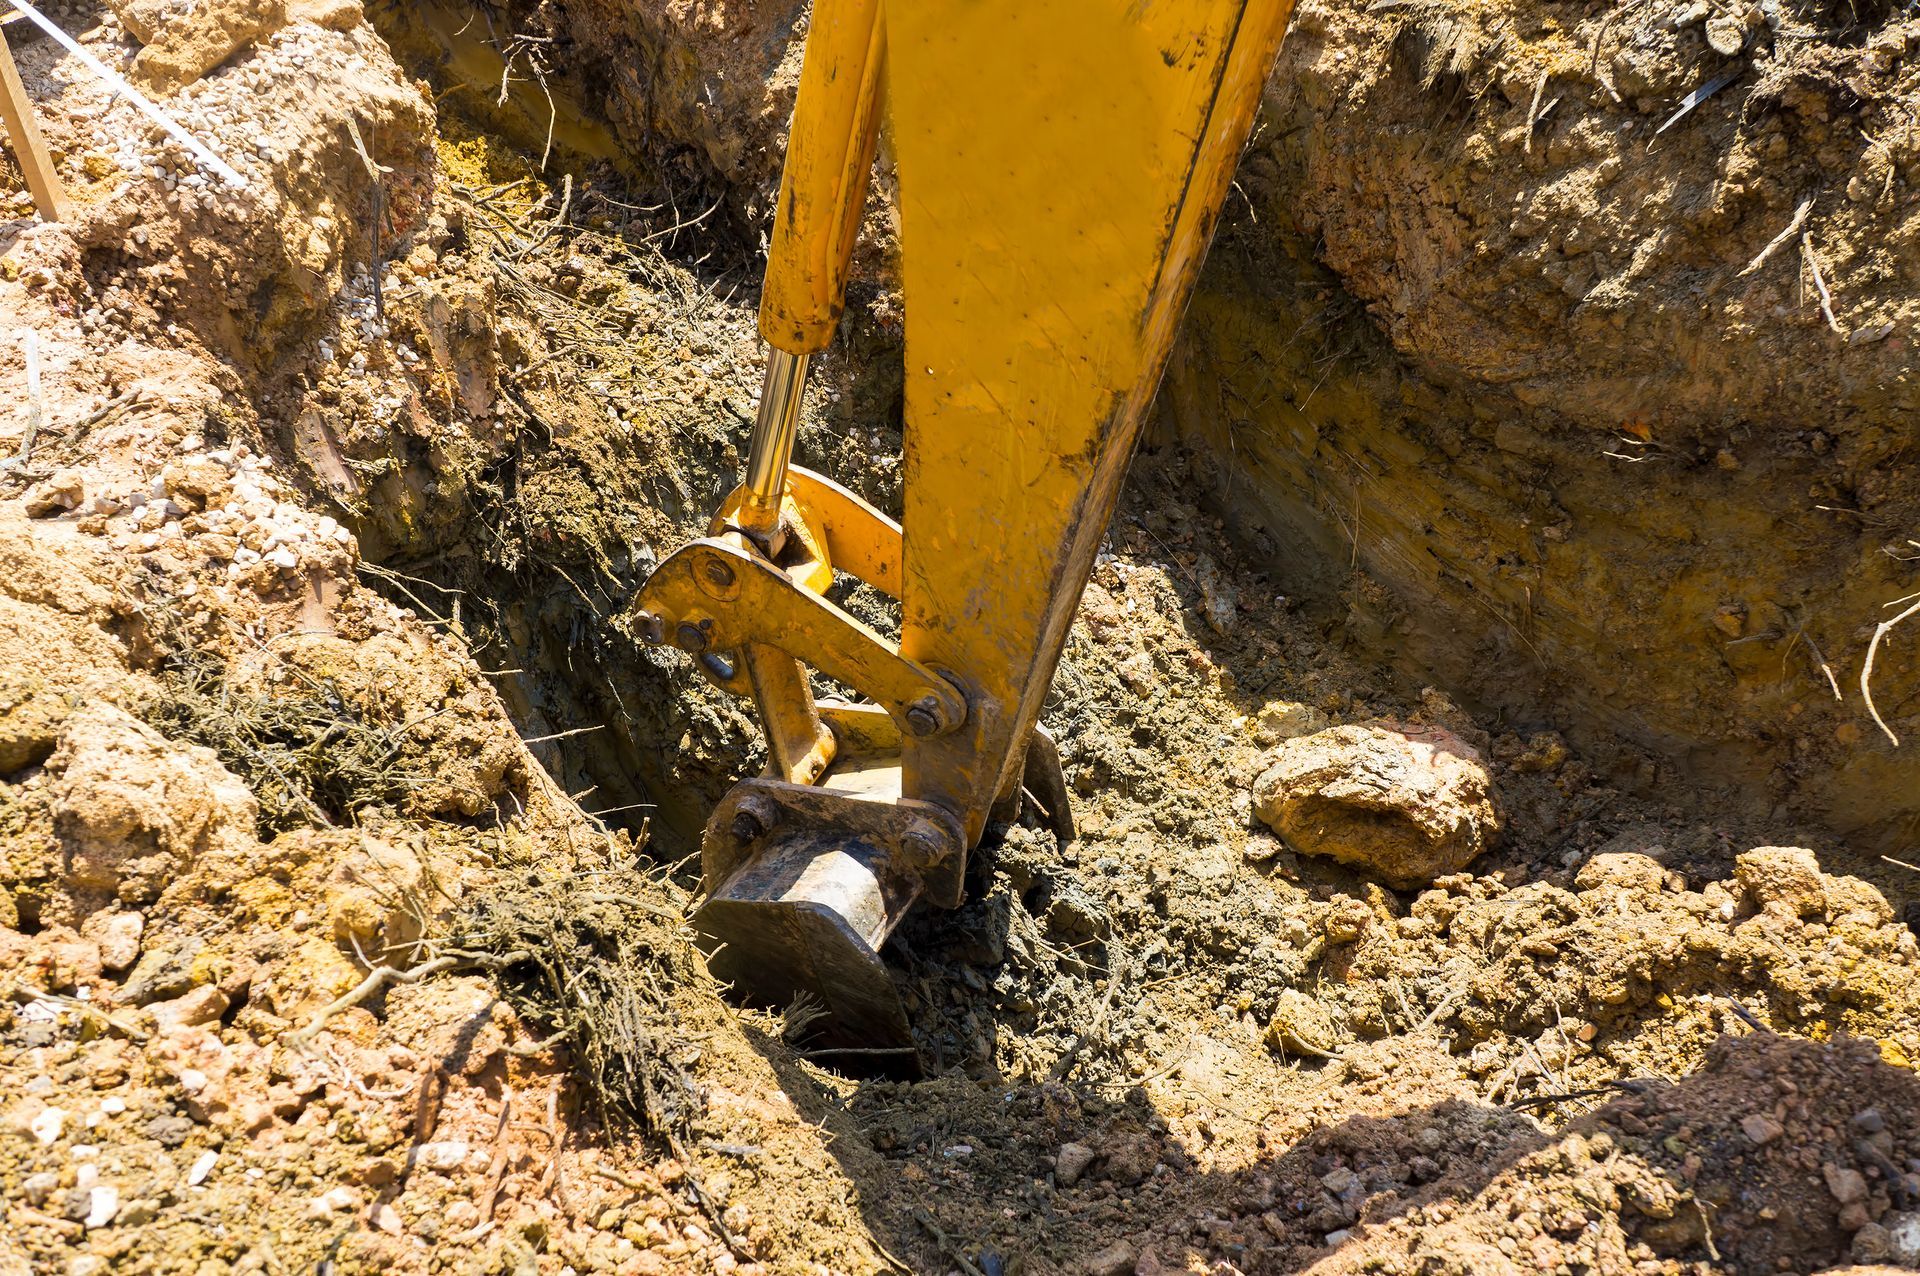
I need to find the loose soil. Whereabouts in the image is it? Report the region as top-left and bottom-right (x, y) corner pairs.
(0, 4), (1916, 1276)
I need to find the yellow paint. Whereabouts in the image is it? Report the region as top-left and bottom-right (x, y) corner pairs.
(758, 0), (885, 354)
(888, 0), (1294, 841)
(639, 0), (1293, 872)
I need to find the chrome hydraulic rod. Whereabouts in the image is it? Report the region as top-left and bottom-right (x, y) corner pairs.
(740, 347), (810, 534)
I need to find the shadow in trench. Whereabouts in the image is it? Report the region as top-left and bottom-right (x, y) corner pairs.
(739, 1015), (1917, 1275)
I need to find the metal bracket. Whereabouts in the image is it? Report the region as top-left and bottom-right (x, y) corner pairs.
(633, 535), (967, 739)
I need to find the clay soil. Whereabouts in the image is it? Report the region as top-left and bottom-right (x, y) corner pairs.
(1, 4), (1918, 1276)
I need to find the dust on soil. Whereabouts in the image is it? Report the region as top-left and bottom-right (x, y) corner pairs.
(0, 3), (1916, 1276)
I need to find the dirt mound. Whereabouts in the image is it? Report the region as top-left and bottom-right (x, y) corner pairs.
(1, 4), (1917, 1275)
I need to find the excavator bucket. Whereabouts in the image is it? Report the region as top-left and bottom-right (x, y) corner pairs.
(636, 0), (1295, 1057)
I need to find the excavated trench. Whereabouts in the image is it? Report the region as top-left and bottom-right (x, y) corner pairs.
(2, 1), (1919, 1273)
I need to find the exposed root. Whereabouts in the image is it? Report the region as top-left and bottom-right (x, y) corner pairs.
(1862, 592), (1920, 746)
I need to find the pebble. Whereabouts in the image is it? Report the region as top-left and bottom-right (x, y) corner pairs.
(99, 1097), (125, 1116)
(188, 1150), (218, 1186)
(413, 1139), (470, 1171)
(1056, 1142), (1097, 1187)
(305, 1186), (357, 1218)
(84, 1185), (119, 1229)
(30, 1107), (67, 1145)
(178, 1069), (208, 1094)
(1824, 1163), (1868, 1205)
(1888, 1212), (1920, 1265)
(1740, 1114), (1783, 1145)
(1079, 1241), (1137, 1276)
(22, 1172), (57, 1206)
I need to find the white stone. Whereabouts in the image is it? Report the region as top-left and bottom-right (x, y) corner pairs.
(29, 1107), (66, 1145)
(84, 1185), (119, 1228)
(413, 1139), (470, 1171)
(305, 1186), (358, 1218)
(188, 1151), (218, 1186)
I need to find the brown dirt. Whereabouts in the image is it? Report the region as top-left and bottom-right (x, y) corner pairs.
(0, 4), (1916, 1276)
(1162, 0), (1920, 852)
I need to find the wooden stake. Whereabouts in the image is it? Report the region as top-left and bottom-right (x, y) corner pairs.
(0, 26), (68, 221)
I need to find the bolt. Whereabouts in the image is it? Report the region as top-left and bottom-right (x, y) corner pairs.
(729, 795), (779, 844)
(702, 557), (736, 589)
(904, 695), (944, 737)
(675, 622), (708, 654)
(900, 826), (948, 866)
(634, 610), (664, 644)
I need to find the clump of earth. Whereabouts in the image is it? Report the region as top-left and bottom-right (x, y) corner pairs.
(0, 3), (1915, 1275)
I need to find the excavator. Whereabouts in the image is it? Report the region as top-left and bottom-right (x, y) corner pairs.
(630, 0), (1296, 1064)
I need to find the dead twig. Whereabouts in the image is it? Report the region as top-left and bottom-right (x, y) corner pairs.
(1800, 232), (1846, 335)
(284, 950), (527, 1048)
(1588, 0), (1650, 101)
(343, 116), (391, 327)
(1524, 71), (1550, 153)
(454, 1087), (513, 1241)
(1862, 592), (1920, 746)
(1739, 197), (1813, 277)
(913, 1207), (991, 1276)
(15, 329), (42, 463)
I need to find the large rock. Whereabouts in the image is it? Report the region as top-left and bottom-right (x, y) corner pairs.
(47, 703), (259, 905)
(1252, 722), (1500, 887)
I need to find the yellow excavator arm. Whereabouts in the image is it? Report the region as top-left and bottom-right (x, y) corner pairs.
(633, 0), (1294, 1061)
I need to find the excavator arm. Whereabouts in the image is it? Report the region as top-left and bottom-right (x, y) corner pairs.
(633, 0), (1294, 1063)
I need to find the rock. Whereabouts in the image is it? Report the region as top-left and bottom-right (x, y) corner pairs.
(1735, 847), (1828, 919)
(47, 704), (258, 906)
(187, 1151), (218, 1186)
(305, 1185), (359, 1219)
(118, 0), (291, 93)
(1195, 554), (1238, 634)
(1853, 1108), (1887, 1135)
(1740, 1113), (1784, 1145)
(83, 1185), (119, 1229)
(1077, 1240), (1137, 1276)
(161, 458), (233, 512)
(288, 0), (363, 29)
(1252, 722), (1500, 887)
(120, 936), (204, 1006)
(1705, 13), (1746, 53)
(1265, 988), (1345, 1058)
(115, 1198), (159, 1227)
(1887, 1211), (1920, 1265)
(1826, 1163), (1870, 1205)
(23, 471), (85, 518)
(1055, 1142), (1097, 1187)
(29, 1106), (67, 1145)
(1574, 852), (1669, 897)
(81, 910), (145, 974)
(413, 1139), (470, 1171)
(21, 1171), (57, 1206)
(1851, 1221), (1893, 1263)
(149, 985), (230, 1033)
(143, 1113), (194, 1147)
(1254, 700), (1330, 744)
(326, 833), (431, 963)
